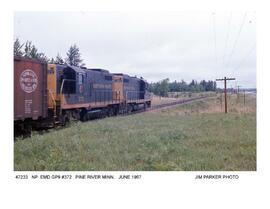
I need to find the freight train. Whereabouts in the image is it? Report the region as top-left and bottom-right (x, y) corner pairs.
(14, 57), (151, 133)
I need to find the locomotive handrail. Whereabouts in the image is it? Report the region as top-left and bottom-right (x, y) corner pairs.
(59, 79), (65, 116)
(48, 89), (57, 118)
(59, 79), (76, 116)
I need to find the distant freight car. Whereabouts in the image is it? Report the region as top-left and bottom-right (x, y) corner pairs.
(14, 57), (48, 131)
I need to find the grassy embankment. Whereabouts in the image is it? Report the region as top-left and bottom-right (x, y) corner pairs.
(14, 93), (256, 171)
(151, 91), (215, 107)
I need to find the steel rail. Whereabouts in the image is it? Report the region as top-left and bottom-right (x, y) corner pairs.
(125, 95), (213, 116)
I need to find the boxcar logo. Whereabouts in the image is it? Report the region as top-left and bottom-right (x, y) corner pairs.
(20, 69), (38, 93)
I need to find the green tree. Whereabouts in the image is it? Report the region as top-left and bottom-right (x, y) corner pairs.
(55, 53), (65, 65)
(49, 57), (55, 64)
(179, 80), (188, 91)
(14, 38), (24, 57)
(66, 44), (85, 67)
(160, 78), (169, 96)
(200, 80), (206, 91)
(24, 41), (35, 58)
(37, 53), (49, 63)
(150, 78), (170, 96)
(23, 41), (49, 62)
(149, 78), (216, 95)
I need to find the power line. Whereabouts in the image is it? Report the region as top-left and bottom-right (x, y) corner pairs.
(212, 12), (217, 67)
(222, 12), (232, 67)
(232, 43), (256, 72)
(225, 12), (247, 70)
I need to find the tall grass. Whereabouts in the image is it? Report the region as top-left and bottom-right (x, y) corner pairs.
(14, 94), (256, 171)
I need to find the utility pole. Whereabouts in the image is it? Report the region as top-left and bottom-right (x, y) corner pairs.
(216, 77), (236, 113)
(237, 85), (241, 103)
(220, 92), (222, 111)
(244, 90), (246, 106)
(237, 85), (241, 93)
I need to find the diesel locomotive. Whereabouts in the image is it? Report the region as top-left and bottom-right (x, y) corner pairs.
(14, 57), (151, 133)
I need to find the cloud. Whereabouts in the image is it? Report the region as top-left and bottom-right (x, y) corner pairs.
(14, 11), (256, 87)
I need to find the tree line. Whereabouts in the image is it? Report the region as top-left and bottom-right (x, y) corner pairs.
(149, 78), (217, 96)
(14, 38), (216, 95)
(14, 38), (85, 67)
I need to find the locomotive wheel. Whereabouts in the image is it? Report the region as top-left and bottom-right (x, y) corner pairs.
(127, 104), (132, 113)
(113, 106), (119, 116)
(80, 109), (88, 122)
(61, 115), (70, 126)
(100, 109), (106, 118)
(143, 103), (146, 110)
(107, 107), (114, 117)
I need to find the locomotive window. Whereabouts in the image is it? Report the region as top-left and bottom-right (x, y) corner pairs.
(78, 73), (84, 85)
(105, 75), (112, 81)
(62, 79), (76, 94)
(145, 82), (149, 89)
(61, 67), (76, 94)
(48, 69), (54, 74)
(124, 78), (129, 83)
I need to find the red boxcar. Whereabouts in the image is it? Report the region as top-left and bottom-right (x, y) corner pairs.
(14, 57), (47, 122)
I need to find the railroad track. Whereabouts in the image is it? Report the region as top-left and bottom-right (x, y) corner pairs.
(128, 95), (211, 115)
(149, 96), (210, 111)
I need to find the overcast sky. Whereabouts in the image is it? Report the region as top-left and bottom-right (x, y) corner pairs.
(14, 11), (256, 88)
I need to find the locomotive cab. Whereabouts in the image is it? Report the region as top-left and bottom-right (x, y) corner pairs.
(61, 66), (86, 95)
(139, 79), (146, 99)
